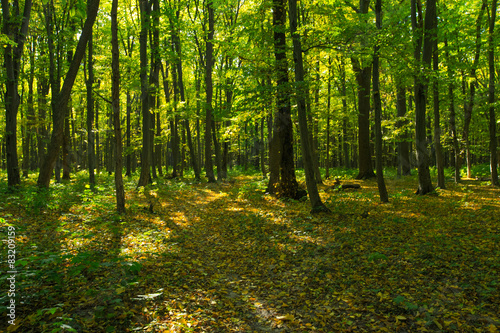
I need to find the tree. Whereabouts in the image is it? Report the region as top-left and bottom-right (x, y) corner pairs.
(412, 0), (434, 195)
(266, 0), (301, 199)
(487, 0), (499, 186)
(137, 0), (151, 187)
(372, 0), (388, 202)
(204, 0), (216, 183)
(111, 0), (125, 212)
(37, 0), (100, 188)
(351, 0), (375, 180)
(2, 0), (33, 188)
(288, 0), (329, 212)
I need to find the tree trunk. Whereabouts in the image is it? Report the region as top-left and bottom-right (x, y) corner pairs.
(352, 59), (375, 180)
(111, 0), (125, 212)
(463, 2), (486, 179)
(2, 0), (32, 188)
(433, 35), (445, 188)
(373, 0), (389, 203)
(266, 0), (300, 199)
(37, 0), (100, 188)
(137, 0), (151, 187)
(412, 0), (434, 195)
(325, 57), (332, 179)
(445, 40), (459, 184)
(205, 0), (216, 183)
(289, 0), (328, 212)
(86, 29), (96, 187)
(488, 0), (499, 186)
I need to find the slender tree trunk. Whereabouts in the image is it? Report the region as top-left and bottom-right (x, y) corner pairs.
(126, 92), (132, 177)
(111, 0), (125, 212)
(488, 0), (499, 185)
(462, 3), (486, 179)
(86, 30), (96, 187)
(38, 0), (100, 188)
(137, 0), (151, 187)
(205, 0), (216, 182)
(325, 58), (332, 179)
(23, 39), (35, 177)
(2, 0), (32, 188)
(289, 0), (328, 212)
(373, 0), (388, 202)
(445, 40), (459, 184)
(433, 35), (445, 188)
(396, 85), (411, 176)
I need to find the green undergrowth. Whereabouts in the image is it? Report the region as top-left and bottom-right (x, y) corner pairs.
(0, 168), (499, 332)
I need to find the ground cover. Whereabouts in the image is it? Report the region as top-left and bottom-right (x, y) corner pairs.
(0, 168), (499, 332)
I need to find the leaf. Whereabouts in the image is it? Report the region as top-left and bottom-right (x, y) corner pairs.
(276, 314), (295, 321)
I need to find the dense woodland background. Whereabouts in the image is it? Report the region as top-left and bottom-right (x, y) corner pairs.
(0, 0), (498, 208)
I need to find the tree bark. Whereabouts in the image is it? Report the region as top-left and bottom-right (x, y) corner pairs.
(463, 2), (486, 179)
(433, 34), (445, 188)
(396, 85), (411, 176)
(445, 40), (459, 184)
(86, 28), (96, 187)
(205, 0), (216, 182)
(266, 0), (300, 199)
(2, 0), (32, 188)
(289, 0), (329, 212)
(37, 0), (100, 188)
(111, 0), (125, 212)
(373, 0), (389, 203)
(412, 0), (434, 195)
(137, 0), (151, 187)
(488, 0), (499, 185)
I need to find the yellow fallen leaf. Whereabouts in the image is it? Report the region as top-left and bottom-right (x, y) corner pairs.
(116, 287), (125, 294)
(276, 314), (294, 321)
(395, 315), (407, 320)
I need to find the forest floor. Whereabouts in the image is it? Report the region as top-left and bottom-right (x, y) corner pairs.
(0, 168), (499, 332)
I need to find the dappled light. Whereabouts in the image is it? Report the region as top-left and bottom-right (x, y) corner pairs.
(1, 170), (499, 332)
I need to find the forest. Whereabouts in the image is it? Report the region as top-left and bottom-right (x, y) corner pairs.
(0, 0), (499, 332)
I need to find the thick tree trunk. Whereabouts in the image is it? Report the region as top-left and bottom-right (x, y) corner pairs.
(412, 0), (434, 195)
(2, 0), (32, 188)
(38, 0), (100, 188)
(488, 0), (499, 186)
(266, 0), (300, 199)
(111, 0), (125, 212)
(289, 0), (328, 212)
(373, 0), (389, 203)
